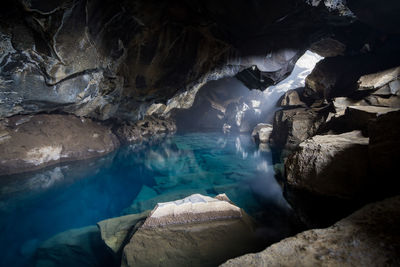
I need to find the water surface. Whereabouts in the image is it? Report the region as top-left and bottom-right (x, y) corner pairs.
(0, 132), (294, 267)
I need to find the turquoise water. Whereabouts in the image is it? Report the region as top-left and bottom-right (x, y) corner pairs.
(0, 133), (294, 267)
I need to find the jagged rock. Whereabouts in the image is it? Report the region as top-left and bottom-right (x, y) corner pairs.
(270, 108), (326, 149)
(122, 194), (264, 267)
(358, 66), (400, 93)
(34, 226), (114, 267)
(365, 95), (400, 108)
(285, 131), (369, 199)
(279, 88), (306, 108)
(0, 114), (119, 176)
(343, 106), (400, 134)
(305, 52), (400, 100)
(251, 123), (273, 143)
(97, 211), (150, 254)
(310, 37), (346, 58)
(368, 110), (400, 197)
(332, 97), (368, 115)
(221, 196), (400, 267)
(114, 116), (176, 144)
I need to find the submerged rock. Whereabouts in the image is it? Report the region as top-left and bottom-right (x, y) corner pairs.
(251, 123), (273, 143)
(0, 114), (119, 176)
(122, 194), (264, 267)
(285, 131), (369, 199)
(97, 211), (150, 254)
(34, 225), (114, 267)
(222, 195), (400, 267)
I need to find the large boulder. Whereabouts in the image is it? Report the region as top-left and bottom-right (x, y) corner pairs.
(357, 66), (400, 94)
(122, 194), (264, 267)
(0, 114), (119, 176)
(222, 195), (400, 267)
(270, 108), (326, 149)
(279, 88), (306, 108)
(285, 131), (369, 199)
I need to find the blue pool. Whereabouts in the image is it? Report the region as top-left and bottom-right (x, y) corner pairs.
(0, 133), (295, 267)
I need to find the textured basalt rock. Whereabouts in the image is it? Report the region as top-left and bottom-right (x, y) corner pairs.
(122, 194), (264, 267)
(0, 0), (362, 122)
(221, 195), (400, 267)
(285, 131), (369, 199)
(270, 108), (326, 149)
(0, 114), (119, 176)
(114, 115), (176, 144)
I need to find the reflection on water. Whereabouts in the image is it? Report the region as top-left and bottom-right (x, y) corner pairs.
(0, 133), (294, 267)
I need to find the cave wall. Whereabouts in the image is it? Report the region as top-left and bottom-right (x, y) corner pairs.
(0, 0), (358, 122)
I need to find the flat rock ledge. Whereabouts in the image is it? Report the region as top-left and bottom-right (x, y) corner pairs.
(0, 114), (119, 176)
(221, 195), (400, 267)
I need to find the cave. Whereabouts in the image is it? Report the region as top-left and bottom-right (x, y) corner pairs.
(1, 0), (400, 266)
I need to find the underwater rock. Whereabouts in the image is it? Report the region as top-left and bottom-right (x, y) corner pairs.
(270, 108), (325, 150)
(122, 194), (263, 267)
(34, 225), (114, 267)
(221, 195), (400, 267)
(285, 131), (369, 199)
(0, 114), (119, 176)
(114, 116), (176, 144)
(97, 211), (150, 254)
(251, 123), (273, 143)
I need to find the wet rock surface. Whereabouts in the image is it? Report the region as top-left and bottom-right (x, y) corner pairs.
(221, 195), (400, 267)
(114, 116), (176, 144)
(0, 114), (119, 176)
(34, 226), (114, 267)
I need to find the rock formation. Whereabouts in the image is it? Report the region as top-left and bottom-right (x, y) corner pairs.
(121, 194), (264, 267)
(221, 195), (400, 267)
(0, 114), (119, 175)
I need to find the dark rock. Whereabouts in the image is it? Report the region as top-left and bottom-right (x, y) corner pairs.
(348, 0), (400, 34)
(285, 131), (369, 199)
(310, 37), (346, 58)
(270, 108), (326, 150)
(279, 88), (307, 108)
(343, 106), (400, 135)
(222, 195), (400, 267)
(0, 114), (119, 176)
(114, 116), (176, 144)
(34, 225), (115, 267)
(368, 110), (400, 198)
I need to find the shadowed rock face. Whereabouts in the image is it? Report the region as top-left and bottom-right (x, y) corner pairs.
(0, 0), (358, 121)
(221, 195), (400, 267)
